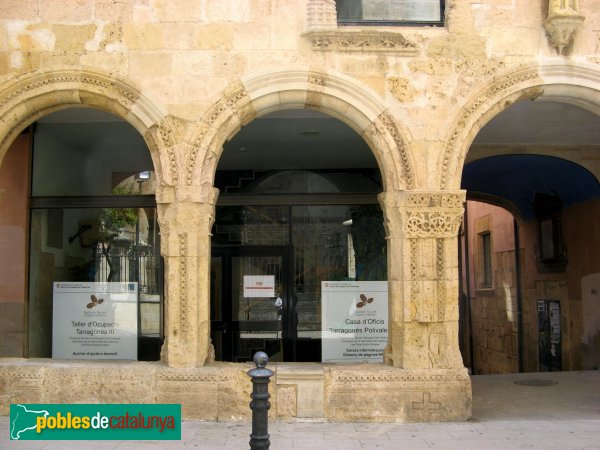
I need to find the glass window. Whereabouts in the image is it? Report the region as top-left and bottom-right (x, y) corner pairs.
(292, 204), (386, 340)
(31, 110), (152, 197)
(28, 108), (162, 361)
(336, 0), (444, 25)
(480, 232), (492, 289)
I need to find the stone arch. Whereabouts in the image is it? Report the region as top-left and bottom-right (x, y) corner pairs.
(0, 68), (175, 185)
(188, 67), (416, 192)
(439, 62), (600, 190)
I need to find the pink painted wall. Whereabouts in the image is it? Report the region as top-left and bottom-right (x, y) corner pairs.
(0, 132), (30, 356)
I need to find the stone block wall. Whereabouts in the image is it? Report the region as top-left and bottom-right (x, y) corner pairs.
(0, 360), (471, 423)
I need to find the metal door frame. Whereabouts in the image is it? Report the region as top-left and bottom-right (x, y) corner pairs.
(211, 245), (294, 361)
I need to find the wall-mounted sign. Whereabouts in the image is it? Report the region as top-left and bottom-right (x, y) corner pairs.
(243, 275), (275, 298)
(52, 282), (138, 360)
(321, 281), (388, 363)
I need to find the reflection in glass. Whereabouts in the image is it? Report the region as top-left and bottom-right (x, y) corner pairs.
(292, 205), (386, 341)
(28, 205), (161, 359)
(31, 110), (153, 197)
(337, 0), (442, 23)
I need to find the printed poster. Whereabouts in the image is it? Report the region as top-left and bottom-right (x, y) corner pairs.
(52, 282), (138, 360)
(321, 281), (388, 363)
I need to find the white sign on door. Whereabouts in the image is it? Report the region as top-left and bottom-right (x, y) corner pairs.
(243, 275), (275, 298)
(52, 282), (138, 360)
(321, 281), (388, 363)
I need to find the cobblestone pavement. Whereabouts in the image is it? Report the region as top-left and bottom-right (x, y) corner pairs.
(2, 370), (599, 449)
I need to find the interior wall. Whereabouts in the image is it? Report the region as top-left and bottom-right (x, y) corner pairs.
(0, 132), (30, 356)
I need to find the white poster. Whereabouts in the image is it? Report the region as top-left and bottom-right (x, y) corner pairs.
(52, 282), (138, 360)
(321, 281), (388, 363)
(243, 275), (275, 298)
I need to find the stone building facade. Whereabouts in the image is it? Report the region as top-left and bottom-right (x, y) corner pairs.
(0, 0), (599, 422)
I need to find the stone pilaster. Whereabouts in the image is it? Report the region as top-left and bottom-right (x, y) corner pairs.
(156, 184), (218, 368)
(380, 190), (465, 370)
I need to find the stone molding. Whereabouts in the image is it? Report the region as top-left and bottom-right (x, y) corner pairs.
(304, 30), (419, 54)
(329, 368), (470, 383)
(155, 368), (233, 382)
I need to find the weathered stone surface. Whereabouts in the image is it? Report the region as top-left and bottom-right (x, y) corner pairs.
(0, 361), (470, 422)
(324, 365), (471, 422)
(0, 361), (44, 414)
(41, 363), (156, 404)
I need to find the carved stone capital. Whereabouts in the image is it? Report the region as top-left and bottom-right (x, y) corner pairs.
(381, 190), (465, 239)
(544, 13), (584, 55)
(304, 30), (419, 54)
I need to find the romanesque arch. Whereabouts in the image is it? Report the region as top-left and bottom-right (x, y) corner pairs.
(439, 62), (600, 190)
(187, 67), (416, 192)
(0, 68), (172, 184)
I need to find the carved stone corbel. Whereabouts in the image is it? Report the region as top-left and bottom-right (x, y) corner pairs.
(544, 0), (585, 55)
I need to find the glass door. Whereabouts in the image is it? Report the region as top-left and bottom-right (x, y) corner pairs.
(211, 246), (289, 362)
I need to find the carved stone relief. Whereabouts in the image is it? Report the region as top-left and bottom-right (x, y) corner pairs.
(544, 0), (585, 55)
(190, 83), (253, 186)
(305, 30), (419, 54)
(440, 67), (542, 189)
(0, 70), (147, 158)
(370, 111), (415, 190)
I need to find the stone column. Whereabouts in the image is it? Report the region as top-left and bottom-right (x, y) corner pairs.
(156, 185), (218, 367)
(380, 190), (465, 370)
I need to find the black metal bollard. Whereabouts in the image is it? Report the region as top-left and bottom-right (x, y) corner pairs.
(247, 351), (274, 450)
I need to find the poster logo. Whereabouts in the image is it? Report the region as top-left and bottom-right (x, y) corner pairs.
(356, 293), (374, 308)
(86, 294), (104, 309)
(10, 404), (181, 440)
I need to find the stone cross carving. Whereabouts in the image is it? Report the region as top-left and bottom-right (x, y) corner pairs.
(411, 393), (441, 421)
(544, 0), (584, 55)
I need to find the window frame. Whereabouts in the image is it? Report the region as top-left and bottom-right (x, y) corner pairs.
(336, 0), (446, 27)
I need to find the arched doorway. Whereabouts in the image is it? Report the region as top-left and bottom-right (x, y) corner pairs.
(460, 99), (600, 374)
(210, 109), (388, 362)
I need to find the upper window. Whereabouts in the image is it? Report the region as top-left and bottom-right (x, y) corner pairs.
(336, 0), (445, 26)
